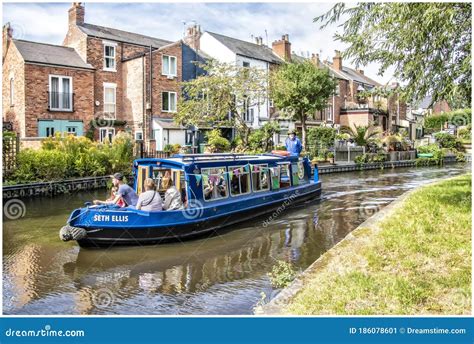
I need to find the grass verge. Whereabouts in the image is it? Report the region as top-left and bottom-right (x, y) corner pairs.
(285, 174), (472, 315)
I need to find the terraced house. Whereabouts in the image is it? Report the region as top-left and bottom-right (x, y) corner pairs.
(3, 2), (186, 151)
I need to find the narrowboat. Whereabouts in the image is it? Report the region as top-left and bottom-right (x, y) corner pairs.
(60, 153), (322, 248)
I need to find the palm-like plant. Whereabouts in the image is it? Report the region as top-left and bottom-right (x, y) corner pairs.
(342, 124), (381, 147)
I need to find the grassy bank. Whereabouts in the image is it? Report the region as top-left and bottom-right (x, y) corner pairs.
(285, 174), (472, 315)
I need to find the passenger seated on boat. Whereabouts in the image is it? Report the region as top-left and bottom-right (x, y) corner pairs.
(93, 173), (138, 207)
(162, 175), (184, 210)
(203, 170), (227, 200)
(136, 178), (163, 212)
(104, 186), (126, 207)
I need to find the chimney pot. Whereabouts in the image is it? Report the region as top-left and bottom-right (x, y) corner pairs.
(68, 2), (84, 26)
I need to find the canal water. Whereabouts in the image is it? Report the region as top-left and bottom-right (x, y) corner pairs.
(3, 164), (469, 315)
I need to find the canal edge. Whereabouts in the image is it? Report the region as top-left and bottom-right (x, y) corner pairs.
(254, 176), (463, 315)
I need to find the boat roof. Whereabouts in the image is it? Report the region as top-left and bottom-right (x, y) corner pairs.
(134, 153), (298, 168)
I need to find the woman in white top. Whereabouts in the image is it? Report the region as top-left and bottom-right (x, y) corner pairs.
(162, 175), (184, 210)
(136, 178), (163, 211)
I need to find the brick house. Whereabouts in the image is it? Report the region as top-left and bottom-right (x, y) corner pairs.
(62, 2), (183, 149)
(2, 24), (94, 145)
(3, 2), (186, 151)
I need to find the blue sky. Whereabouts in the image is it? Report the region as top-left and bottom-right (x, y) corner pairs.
(3, 2), (394, 83)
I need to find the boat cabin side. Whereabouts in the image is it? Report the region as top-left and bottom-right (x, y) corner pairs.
(132, 154), (314, 206)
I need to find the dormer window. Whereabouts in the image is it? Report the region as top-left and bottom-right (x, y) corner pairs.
(103, 41), (116, 71)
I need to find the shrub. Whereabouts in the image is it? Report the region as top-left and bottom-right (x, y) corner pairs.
(8, 133), (134, 184)
(458, 124), (471, 141)
(424, 108), (472, 132)
(307, 126), (336, 158)
(206, 129), (230, 152)
(434, 132), (464, 151)
(354, 153), (386, 164)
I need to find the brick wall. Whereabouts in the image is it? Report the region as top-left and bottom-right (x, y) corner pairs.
(146, 42), (182, 119)
(63, 24), (88, 62)
(2, 42), (25, 137)
(432, 100), (451, 114)
(23, 64), (94, 137)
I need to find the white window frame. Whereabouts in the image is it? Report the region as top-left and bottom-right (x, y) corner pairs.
(202, 167), (228, 202)
(229, 165), (251, 197)
(9, 77), (14, 106)
(162, 91), (177, 112)
(251, 164), (270, 193)
(103, 41), (117, 72)
(162, 55), (177, 77)
(49, 75), (73, 111)
(99, 127), (115, 143)
(103, 82), (117, 119)
(135, 130), (143, 141)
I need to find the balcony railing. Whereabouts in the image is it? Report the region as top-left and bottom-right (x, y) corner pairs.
(48, 92), (74, 112)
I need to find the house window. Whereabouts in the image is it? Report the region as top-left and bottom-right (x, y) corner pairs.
(244, 107), (254, 123)
(46, 127), (55, 137)
(229, 165), (251, 196)
(66, 126), (77, 136)
(243, 61), (250, 68)
(335, 84), (340, 96)
(135, 130), (143, 141)
(243, 99), (254, 123)
(103, 42), (116, 71)
(202, 167), (228, 201)
(162, 91), (177, 112)
(100, 127), (115, 143)
(269, 99), (274, 108)
(103, 83), (116, 118)
(9, 78), (14, 106)
(162, 55), (177, 76)
(49, 75), (72, 111)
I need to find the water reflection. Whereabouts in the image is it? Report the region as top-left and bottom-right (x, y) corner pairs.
(3, 165), (469, 315)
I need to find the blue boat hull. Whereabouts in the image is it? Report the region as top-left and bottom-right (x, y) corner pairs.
(70, 181), (321, 248)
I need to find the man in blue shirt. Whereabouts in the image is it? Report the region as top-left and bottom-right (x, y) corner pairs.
(285, 130), (303, 155)
(94, 172), (139, 207)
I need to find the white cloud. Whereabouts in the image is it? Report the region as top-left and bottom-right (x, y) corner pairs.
(2, 2), (395, 83)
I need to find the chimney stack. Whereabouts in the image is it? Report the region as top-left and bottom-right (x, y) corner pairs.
(255, 36), (263, 45)
(3, 23), (13, 62)
(311, 53), (320, 67)
(68, 2), (85, 26)
(333, 50), (342, 71)
(184, 24), (202, 50)
(272, 34), (291, 62)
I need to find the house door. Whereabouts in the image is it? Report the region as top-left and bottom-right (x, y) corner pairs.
(153, 129), (162, 151)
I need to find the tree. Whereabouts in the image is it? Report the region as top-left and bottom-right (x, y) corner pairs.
(248, 121), (281, 152)
(271, 60), (337, 148)
(176, 60), (268, 146)
(315, 3), (472, 108)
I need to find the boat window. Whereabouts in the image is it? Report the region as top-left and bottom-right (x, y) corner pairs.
(229, 165), (251, 196)
(291, 163), (299, 186)
(251, 164), (270, 192)
(279, 164), (291, 188)
(152, 168), (179, 192)
(137, 165), (150, 194)
(202, 167), (228, 201)
(270, 167), (280, 190)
